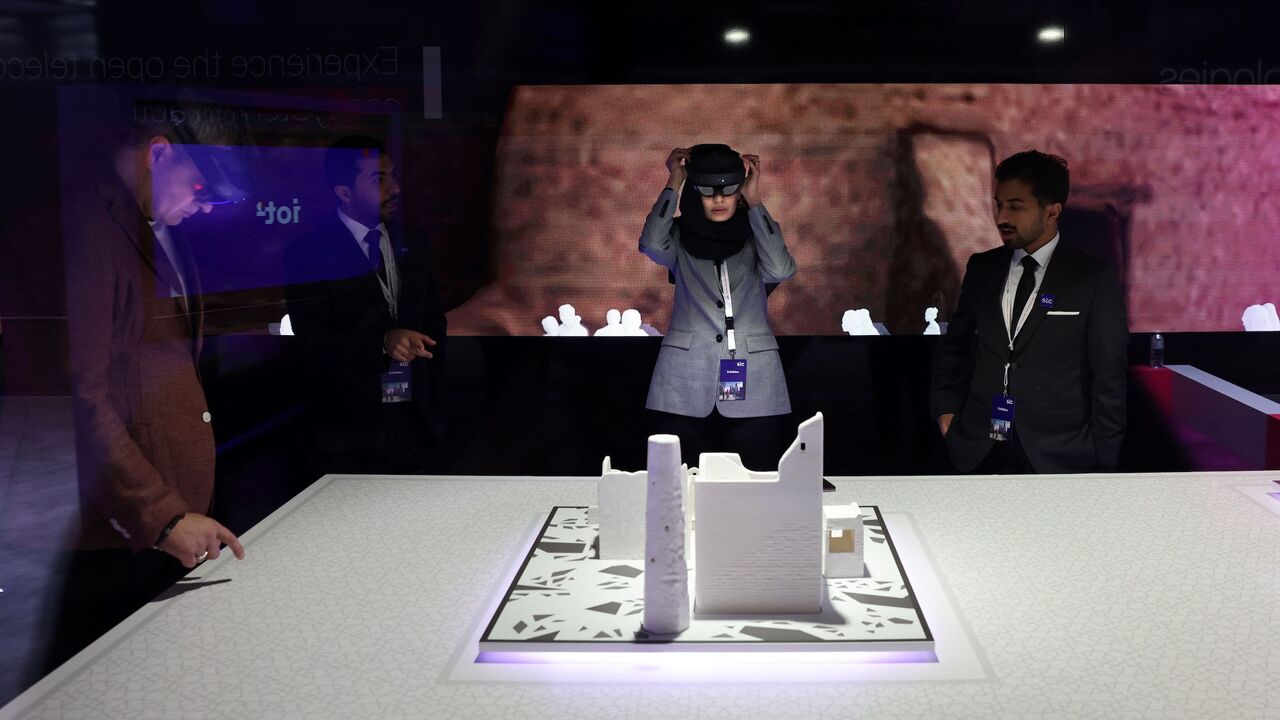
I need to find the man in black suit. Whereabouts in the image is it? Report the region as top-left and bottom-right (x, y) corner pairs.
(284, 136), (447, 475)
(931, 150), (1128, 474)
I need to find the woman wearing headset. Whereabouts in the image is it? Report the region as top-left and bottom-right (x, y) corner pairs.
(639, 143), (796, 469)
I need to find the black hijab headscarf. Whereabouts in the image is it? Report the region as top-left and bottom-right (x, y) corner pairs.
(675, 144), (751, 261)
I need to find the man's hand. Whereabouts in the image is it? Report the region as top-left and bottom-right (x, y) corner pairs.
(741, 154), (762, 208)
(159, 514), (245, 568)
(666, 148), (689, 191)
(938, 413), (955, 437)
(384, 329), (436, 362)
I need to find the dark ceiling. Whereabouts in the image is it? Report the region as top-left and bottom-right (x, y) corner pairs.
(2, 0), (1275, 86)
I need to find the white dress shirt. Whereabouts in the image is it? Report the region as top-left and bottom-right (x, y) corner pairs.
(150, 221), (189, 303)
(1002, 232), (1060, 342)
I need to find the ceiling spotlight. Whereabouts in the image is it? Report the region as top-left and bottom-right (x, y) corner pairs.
(1037, 25), (1065, 44)
(724, 27), (751, 46)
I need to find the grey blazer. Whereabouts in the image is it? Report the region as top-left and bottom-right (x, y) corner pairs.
(640, 188), (797, 418)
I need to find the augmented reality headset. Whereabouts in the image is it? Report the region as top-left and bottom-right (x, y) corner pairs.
(687, 170), (745, 198)
(168, 114), (253, 205)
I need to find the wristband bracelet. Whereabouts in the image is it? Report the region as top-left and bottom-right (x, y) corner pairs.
(153, 513), (185, 548)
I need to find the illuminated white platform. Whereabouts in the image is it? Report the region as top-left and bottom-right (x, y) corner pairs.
(480, 505), (933, 653)
(4, 471), (1280, 719)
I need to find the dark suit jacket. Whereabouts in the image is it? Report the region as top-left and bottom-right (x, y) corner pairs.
(64, 167), (216, 551)
(930, 241), (1129, 473)
(283, 213), (447, 434)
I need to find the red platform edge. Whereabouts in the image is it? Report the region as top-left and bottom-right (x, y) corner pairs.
(1133, 366), (1174, 417)
(1268, 414), (1280, 472)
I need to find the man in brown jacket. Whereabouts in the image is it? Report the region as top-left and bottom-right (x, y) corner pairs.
(46, 95), (249, 671)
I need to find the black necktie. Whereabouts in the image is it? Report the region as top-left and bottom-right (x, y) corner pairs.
(1010, 255), (1039, 338)
(364, 229), (387, 284)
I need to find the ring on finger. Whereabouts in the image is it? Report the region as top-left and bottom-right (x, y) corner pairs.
(196, 551), (209, 563)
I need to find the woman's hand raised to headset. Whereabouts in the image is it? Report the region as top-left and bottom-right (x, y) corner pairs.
(741, 154), (762, 208)
(666, 148), (690, 191)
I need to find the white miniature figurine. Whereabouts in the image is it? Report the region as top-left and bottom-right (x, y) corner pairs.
(923, 306), (941, 335)
(556, 304), (589, 336)
(841, 308), (879, 336)
(594, 309), (625, 336)
(560, 315), (589, 336)
(541, 316), (560, 336)
(643, 435), (690, 635)
(1242, 303), (1280, 331)
(823, 503), (865, 579)
(694, 413), (825, 614)
(621, 309), (650, 337)
(597, 457), (648, 560)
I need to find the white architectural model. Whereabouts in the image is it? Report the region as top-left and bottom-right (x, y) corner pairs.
(823, 503), (865, 578)
(595, 413), (846, 621)
(1242, 303), (1280, 331)
(594, 309), (624, 336)
(596, 457), (647, 560)
(693, 413), (825, 614)
(842, 309), (879, 336)
(923, 307), (941, 335)
(643, 435), (690, 634)
(621, 309), (649, 337)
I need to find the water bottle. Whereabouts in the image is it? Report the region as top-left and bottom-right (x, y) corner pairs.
(1149, 332), (1164, 368)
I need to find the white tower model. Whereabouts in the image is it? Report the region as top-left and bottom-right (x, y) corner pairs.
(694, 413), (825, 614)
(643, 434), (690, 635)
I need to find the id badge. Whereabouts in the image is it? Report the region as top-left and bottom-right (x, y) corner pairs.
(989, 394), (1014, 441)
(718, 358), (747, 401)
(381, 361), (413, 403)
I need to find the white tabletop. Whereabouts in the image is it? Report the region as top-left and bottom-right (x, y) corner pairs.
(4, 471), (1280, 719)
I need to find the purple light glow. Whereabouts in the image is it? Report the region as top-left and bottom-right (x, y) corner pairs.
(477, 649), (938, 667)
